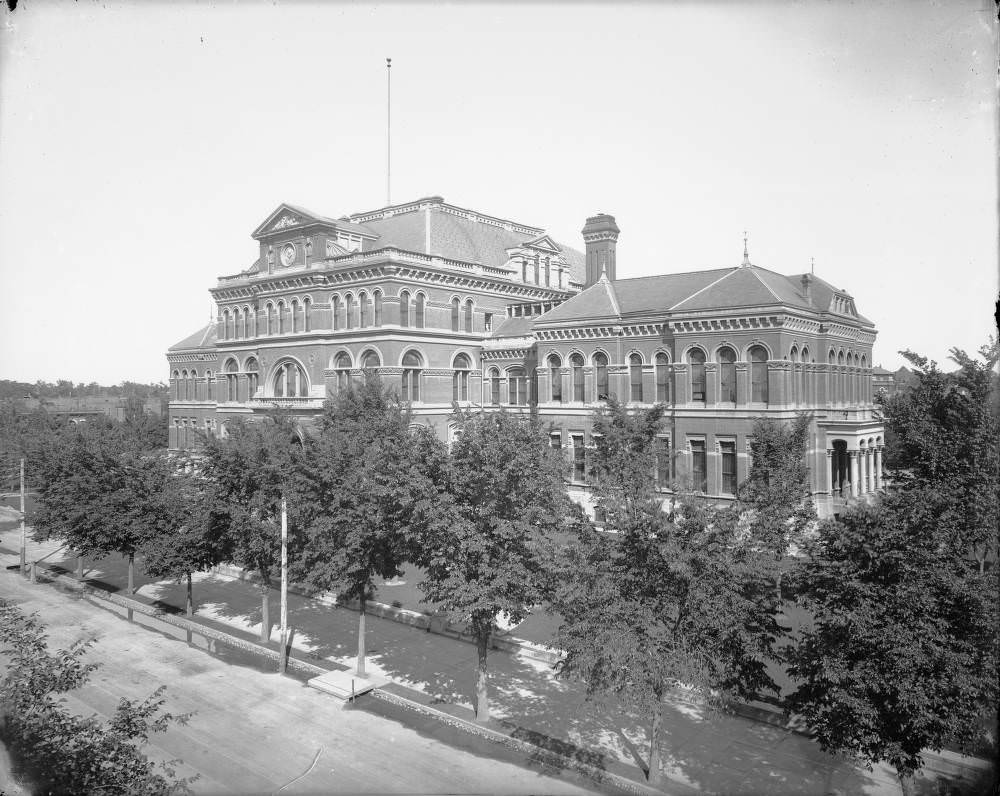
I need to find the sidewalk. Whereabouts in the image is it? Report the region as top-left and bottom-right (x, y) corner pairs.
(0, 529), (988, 795)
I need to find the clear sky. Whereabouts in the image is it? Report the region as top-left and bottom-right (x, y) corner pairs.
(1, 1), (995, 385)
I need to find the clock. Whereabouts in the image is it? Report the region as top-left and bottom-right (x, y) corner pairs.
(279, 244), (295, 267)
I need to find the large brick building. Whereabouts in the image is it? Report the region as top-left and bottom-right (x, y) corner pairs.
(167, 196), (883, 518)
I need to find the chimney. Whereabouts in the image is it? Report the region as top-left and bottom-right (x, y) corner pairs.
(582, 213), (620, 287)
(800, 273), (812, 304)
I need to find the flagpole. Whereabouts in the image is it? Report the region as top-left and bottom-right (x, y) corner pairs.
(386, 57), (392, 207)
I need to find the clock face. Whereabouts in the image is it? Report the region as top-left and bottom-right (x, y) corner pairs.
(279, 244), (295, 267)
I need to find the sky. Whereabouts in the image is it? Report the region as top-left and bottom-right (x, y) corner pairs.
(0, 1), (996, 385)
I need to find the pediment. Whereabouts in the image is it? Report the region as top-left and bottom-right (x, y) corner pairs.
(252, 204), (332, 240)
(522, 234), (562, 253)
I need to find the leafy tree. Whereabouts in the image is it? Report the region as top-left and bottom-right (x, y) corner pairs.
(420, 409), (571, 724)
(32, 422), (162, 593)
(294, 376), (448, 676)
(878, 340), (999, 571)
(553, 399), (782, 786)
(786, 492), (999, 794)
(199, 413), (300, 642)
(138, 453), (231, 616)
(737, 413), (816, 602)
(0, 601), (194, 795)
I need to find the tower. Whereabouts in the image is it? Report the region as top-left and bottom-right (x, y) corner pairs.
(582, 213), (620, 287)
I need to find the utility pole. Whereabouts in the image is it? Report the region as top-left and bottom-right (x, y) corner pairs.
(19, 457), (26, 577)
(278, 496), (289, 674)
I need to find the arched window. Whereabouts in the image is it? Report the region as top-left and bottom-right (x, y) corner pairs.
(181, 370), (189, 400)
(548, 354), (563, 403)
(360, 350), (380, 370)
(828, 350), (836, 365)
(332, 296), (341, 331)
(334, 352), (352, 392)
(265, 303), (274, 335)
(629, 353), (643, 403)
(453, 353), (471, 402)
(245, 358), (259, 399)
(689, 349), (706, 403)
(464, 300), (474, 333)
(401, 350), (422, 401)
(224, 359), (239, 402)
(801, 346), (810, 363)
(399, 291), (410, 327)
(718, 347), (737, 403)
(205, 370), (214, 402)
(171, 370), (180, 400)
(488, 367), (501, 405)
(222, 310), (231, 340)
(273, 361), (309, 398)
(593, 352), (609, 401)
(655, 353), (670, 402)
(414, 293), (425, 328)
(232, 309), (241, 340)
(507, 367), (527, 406)
(291, 300), (300, 333)
(373, 291), (383, 326)
(277, 301), (286, 334)
(192, 370), (200, 401)
(359, 292), (368, 328)
(570, 353), (585, 402)
(345, 294), (354, 330)
(304, 297), (312, 332)
(451, 298), (460, 332)
(749, 345), (768, 403)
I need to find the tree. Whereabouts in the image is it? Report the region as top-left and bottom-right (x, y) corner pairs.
(199, 414), (299, 642)
(553, 399), (782, 786)
(294, 376), (448, 676)
(786, 492), (999, 794)
(736, 413), (816, 602)
(787, 341), (1000, 793)
(138, 453), (231, 617)
(32, 421), (161, 594)
(420, 409), (572, 724)
(0, 601), (194, 795)
(878, 340), (999, 571)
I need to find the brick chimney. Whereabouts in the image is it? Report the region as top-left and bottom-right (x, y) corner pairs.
(582, 213), (620, 287)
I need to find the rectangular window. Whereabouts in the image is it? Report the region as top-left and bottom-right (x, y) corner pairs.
(690, 440), (707, 492)
(720, 440), (737, 495)
(549, 432), (562, 450)
(484, 313), (493, 332)
(572, 434), (585, 482)
(655, 436), (671, 489)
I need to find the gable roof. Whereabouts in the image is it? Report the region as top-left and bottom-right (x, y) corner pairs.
(169, 323), (217, 352)
(252, 203), (377, 240)
(534, 274), (623, 325)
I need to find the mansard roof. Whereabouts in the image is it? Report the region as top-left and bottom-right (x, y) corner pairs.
(534, 263), (872, 327)
(168, 323), (217, 352)
(347, 198), (586, 285)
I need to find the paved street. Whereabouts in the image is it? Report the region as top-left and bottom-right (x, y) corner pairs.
(4, 529), (981, 795)
(0, 569), (599, 795)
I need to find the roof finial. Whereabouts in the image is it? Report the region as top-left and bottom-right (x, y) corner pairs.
(742, 230), (750, 267)
(810, 256), (815, 275)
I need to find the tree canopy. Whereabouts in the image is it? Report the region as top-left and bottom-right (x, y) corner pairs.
(419, 408), (571, 723)
(293, 376), (448, 675)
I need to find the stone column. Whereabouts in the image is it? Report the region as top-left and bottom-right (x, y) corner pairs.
(858, 449), (867, 495)
(704, 363), (718, 406)
(735, 362), (749, 406)
(874, 446), (883, 490)
(826, 448), (835, 494)
(849, 451), (859, 498)
(866, 449), (874, 493)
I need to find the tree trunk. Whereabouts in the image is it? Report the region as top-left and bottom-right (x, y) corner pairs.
(76, 555), (84, 581)
(260, 579), (270, 642)
(896, 767), (917, 796)
(357, 589), (367, 677)
(186, 571), (193, 617)
(127, 552), (135, 594)
(648, 698), (663, 786)
(474, 619), (490, 724)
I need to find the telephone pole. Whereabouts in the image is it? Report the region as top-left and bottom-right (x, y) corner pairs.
(19, 457), (26, 576)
